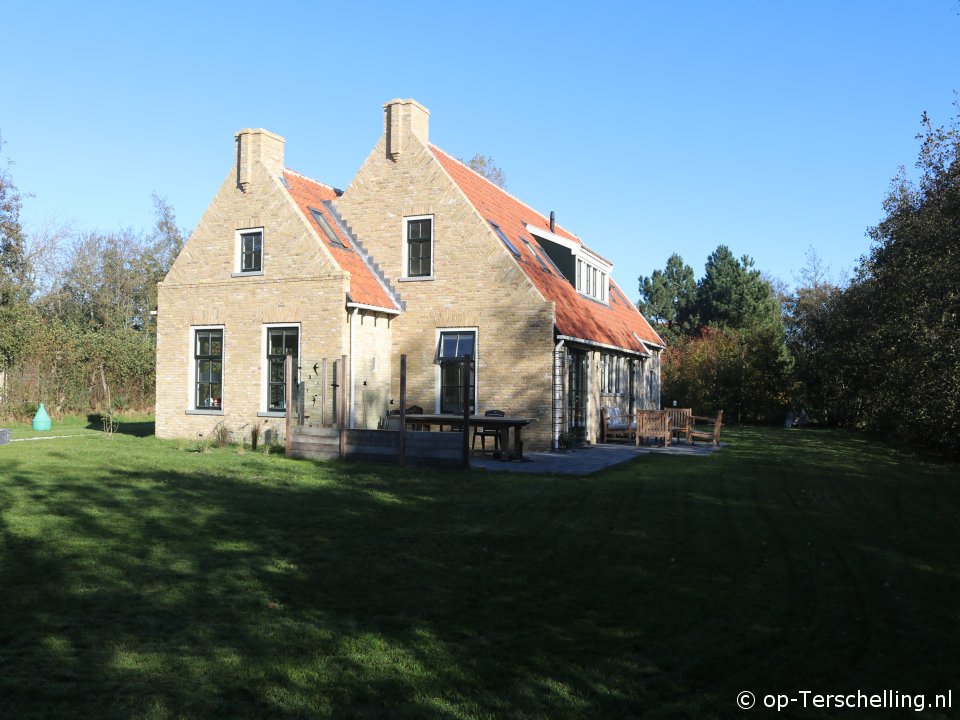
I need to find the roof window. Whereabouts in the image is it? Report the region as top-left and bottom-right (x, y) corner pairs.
(521, 238), (551, 273)
(489, 221), (521, 258)
(309, 207), (348, 250)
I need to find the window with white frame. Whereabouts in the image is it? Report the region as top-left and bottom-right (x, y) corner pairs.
(195, 329), (223, 410)
(266, 327), (299, 412)
(236, 228), (264, 273)
(404, 216), (433, 278)
(436, 330), (476, 413)
(576, 257), (608, 302)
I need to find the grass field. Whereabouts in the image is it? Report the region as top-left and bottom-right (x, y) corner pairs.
(0, 425), (957, 719)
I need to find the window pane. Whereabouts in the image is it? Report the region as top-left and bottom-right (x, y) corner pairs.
(270, 384), (285, 410)
(457, 334), (474, 358)
(267, 331), (279, 354)
(197, 335), (209, 356)
(284, 332), (298, 356)
(270, 359), (285, 383)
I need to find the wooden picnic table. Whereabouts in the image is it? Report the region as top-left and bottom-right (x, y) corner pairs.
(403, 413), (532, 460)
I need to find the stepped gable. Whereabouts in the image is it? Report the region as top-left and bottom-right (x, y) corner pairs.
(283, 170), (400, 312)
(430, 146), (664, 352)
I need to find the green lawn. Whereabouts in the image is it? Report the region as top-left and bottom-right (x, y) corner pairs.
(0, 427), (957, 719)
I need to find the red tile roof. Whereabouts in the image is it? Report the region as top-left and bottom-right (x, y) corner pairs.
(283, 170), (400, 312)
(430, 146), (664, 352)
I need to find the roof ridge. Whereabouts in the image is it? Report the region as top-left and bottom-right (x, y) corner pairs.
(283, 168), (342, 194)
(429, 144), (582, 245)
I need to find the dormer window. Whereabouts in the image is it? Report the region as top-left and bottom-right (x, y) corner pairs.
(527, 223), (611, 304)
(575, 257), (607, 303)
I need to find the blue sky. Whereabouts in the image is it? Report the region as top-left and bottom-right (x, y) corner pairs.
(5, 1), (959, 296)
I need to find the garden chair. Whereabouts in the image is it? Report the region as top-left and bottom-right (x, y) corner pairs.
(601, 406), (634, 443)
(666, 408), (692, 444)
(472, 409), (504, 453)
(688, 410), (724, 446)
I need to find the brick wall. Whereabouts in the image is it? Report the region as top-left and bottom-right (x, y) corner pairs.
(156, 134), (353, 441)
(333, 110), (558, 450)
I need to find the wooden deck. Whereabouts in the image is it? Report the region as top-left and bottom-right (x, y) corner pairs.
(289, 426), (462, 466)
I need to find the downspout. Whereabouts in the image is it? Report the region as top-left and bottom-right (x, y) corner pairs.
(553, 338), (564, 450)
(349, 307), (359, 429)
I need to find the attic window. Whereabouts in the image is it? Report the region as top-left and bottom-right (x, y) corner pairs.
(309, 207), (348, 250)
(237, 229), (263, 273)
(489, 221), (521, 258)
(521, 238), (551, 273)
(576, 257), (608, 303)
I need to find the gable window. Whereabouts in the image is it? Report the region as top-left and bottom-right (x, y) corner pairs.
(405, 216), (433, 278)
(437, 330), (476, 414)
(195, 329), (223, 410)
(267, 327), (299, 412)
(239, 230), (263, 272)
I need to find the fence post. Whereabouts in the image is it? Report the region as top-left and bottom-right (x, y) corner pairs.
(399, 354), (407, 466)
(284, 352), (294, 454)
(297, 381), (305, 426)
(339, 353), (347, 460)
(462, 354), (471, 468)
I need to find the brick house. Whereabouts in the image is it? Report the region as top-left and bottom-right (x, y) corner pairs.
(155, 99), (664, 449)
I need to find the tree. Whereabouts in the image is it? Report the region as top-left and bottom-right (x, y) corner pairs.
(637, 253), (697, 331)
(135, 193), (186, 334)
(696, 245), (782, 330)
(0, 149), (30, 306)
(0, 144), (34, 385)
(461, 154), (506, 188)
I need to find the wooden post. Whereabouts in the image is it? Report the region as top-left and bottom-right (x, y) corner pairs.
(462, 354), (471, 468)
(284, 352), (294, 454)
(320, 357), (327, 427)
(398, 354), (407, 466)
(339, 353), (347, 460)
(297, 381), (305, 426)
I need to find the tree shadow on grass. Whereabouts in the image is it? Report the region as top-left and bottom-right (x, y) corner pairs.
(85, 413), (155, 438)
(2, 437), (959, 719)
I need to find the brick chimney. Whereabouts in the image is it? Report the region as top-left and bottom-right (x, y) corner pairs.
(234, 128), (285, 189)
(383, 99), (429, 160)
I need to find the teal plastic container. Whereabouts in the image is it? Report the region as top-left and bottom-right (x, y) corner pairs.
(32, 403), (51, 431)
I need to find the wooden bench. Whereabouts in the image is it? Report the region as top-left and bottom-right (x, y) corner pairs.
(636, 410), (671, 447)
(689, 410), (724, 446)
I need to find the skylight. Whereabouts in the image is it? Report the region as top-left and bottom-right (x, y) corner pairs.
(489, 220), (521, 257)
(521, 238), (551, 273)
(310, 207), (348, 250)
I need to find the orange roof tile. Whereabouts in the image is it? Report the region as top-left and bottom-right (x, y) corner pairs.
(283, 170), (400, 312)
(430, 146), (664, 352)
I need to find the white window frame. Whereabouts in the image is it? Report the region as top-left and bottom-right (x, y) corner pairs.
(233, 226), (265, 276)
(186, 324), (225, 415)
(400, 215), (434, 281)
(434, 327), (478, 414)
(260, 323), (302, 416)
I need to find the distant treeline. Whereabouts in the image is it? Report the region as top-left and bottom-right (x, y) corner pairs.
(641, 110), (959, 457)
(0, 169), (184, 418)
